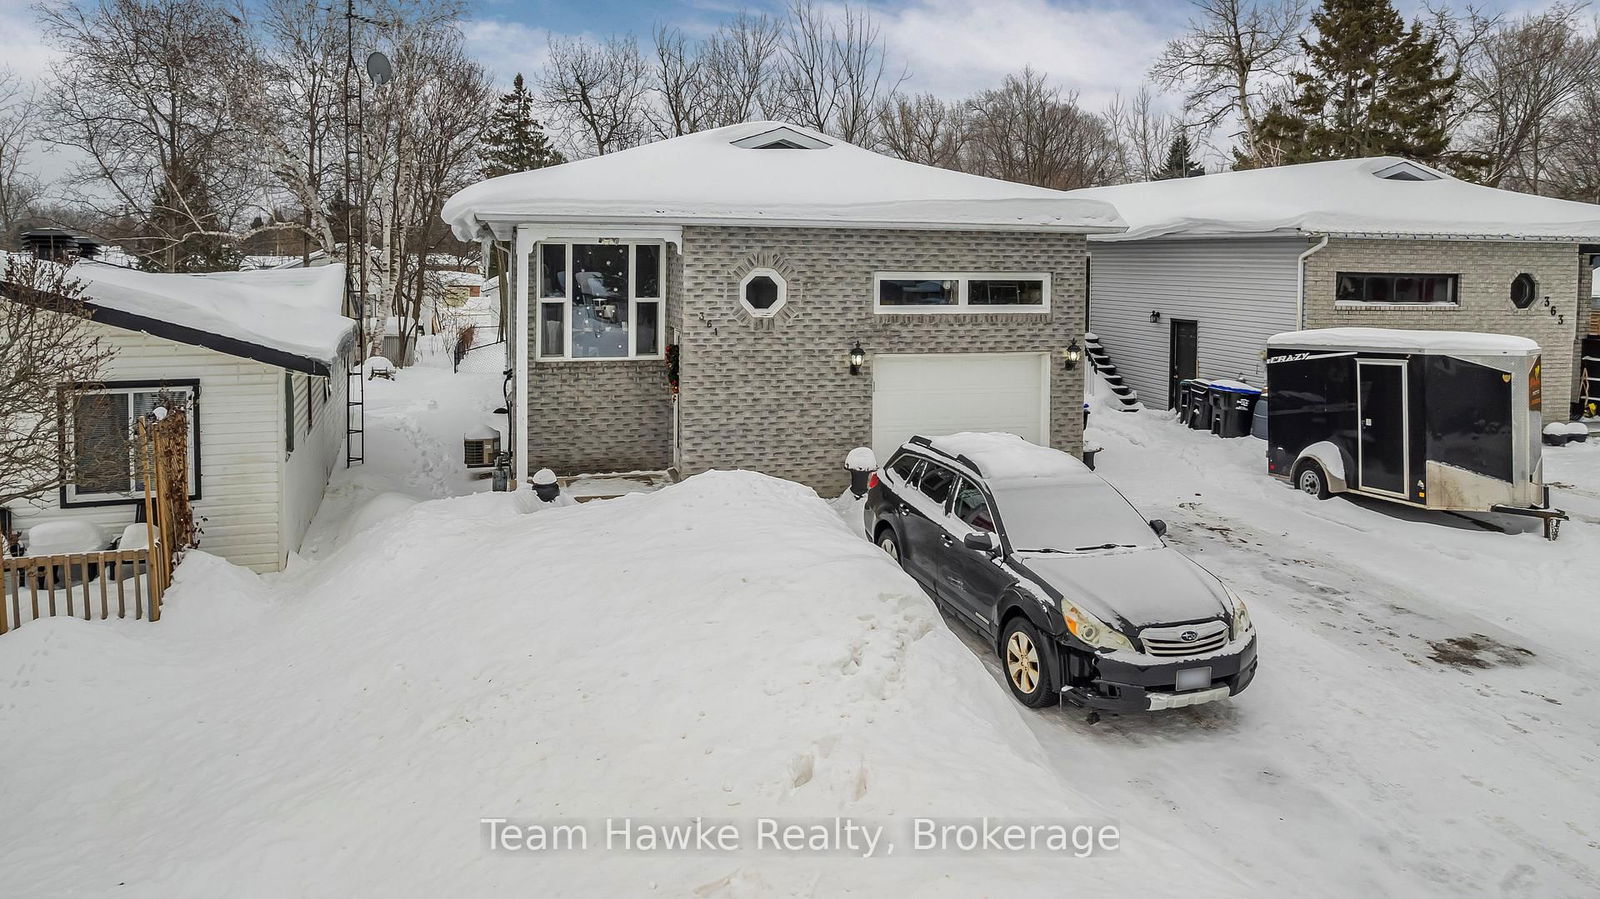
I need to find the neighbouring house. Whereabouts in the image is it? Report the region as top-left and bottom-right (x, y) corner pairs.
(441, 122), (1124, 493)
(1067, 158), (1600, 420)
(1, 261), (356, 573)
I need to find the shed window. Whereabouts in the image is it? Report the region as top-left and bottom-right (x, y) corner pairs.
(1336, 273), (1457, 306)
(63, 383), (199, 505)
(536, 241), (665, 360)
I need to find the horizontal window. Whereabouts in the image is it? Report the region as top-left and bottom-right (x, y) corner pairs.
(536, 241), (666, 360)
(63, 383), (199, 506)
(1336, 272), (1458, 306)
(875, 272), (1051, 313)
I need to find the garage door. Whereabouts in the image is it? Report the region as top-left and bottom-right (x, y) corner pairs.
(871, 353), (1049, 462)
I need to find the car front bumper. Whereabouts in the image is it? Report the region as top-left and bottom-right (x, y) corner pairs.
(1058, 635), (1257, 713)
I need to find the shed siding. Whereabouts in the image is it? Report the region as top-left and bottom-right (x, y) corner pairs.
(281, 363), (347, 561)
(10, 325), (286, 573)
(1087, 237), (1307, 406)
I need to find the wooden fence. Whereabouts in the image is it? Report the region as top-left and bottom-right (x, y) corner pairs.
(1, 550), (165, 633)
(0, 405), (190, 636)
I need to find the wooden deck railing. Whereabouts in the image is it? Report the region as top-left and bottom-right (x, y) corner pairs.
(0, 549), (167, 634)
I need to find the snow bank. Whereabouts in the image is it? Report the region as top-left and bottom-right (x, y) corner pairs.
(1070, 156), (1600, 241)
(1269, 327), (1540, 356)
(72, 261), (354, 366)
(930, 432), (1095, 485)
(0, 469), (1226, 896)
(443, 121), (1126, 239)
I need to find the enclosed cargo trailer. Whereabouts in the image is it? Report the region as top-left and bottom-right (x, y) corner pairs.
(1265, 328), (1567, 539)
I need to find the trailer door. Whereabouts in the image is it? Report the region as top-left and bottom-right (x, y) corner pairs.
(1357, 359), (1408, 497)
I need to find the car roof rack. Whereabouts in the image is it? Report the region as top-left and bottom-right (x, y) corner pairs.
(906, 436), (983, 476)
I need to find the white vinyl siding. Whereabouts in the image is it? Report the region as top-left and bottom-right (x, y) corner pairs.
(1086, 237), (1307, 407)
(12, 325), (286, 572)
(280, 365), (345, 562)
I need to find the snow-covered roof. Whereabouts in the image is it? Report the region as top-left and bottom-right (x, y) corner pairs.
(1269, 328), (1541, 356)
(927, 432), (1099, 486)
(1068, 157), (1600, 242)
(442, 121), (1126, 239)
(71, 261), (355, 374)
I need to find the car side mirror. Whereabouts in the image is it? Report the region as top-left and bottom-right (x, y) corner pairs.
(963, 531), (999, 553)
(1149, 519), (1168, 537)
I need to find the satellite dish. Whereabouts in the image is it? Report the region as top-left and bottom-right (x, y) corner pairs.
(366, 51), (393, 86)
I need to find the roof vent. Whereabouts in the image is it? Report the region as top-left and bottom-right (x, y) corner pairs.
(731, 126), (832, 150)
(1371, 161), (1441, 182)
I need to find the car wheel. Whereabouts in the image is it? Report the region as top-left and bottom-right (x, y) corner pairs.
(877, 527), (903, 565)
(1295, 461), (1332, 500)
(1000, 617), (1056, 708)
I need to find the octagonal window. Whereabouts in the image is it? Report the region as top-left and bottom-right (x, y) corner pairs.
(740, 269), (787, 316)
(1510, 272), (1537, 309)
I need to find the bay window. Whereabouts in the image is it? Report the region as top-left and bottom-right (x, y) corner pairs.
(63, 381), (200, 506)
(536, 241), (665, 360)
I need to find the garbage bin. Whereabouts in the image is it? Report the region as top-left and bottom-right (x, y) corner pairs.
(1186, 379), (1216, 431)
(1175, 378), (1195, 422)
(1208, 380), (1264, 438)
(1250, 393), (1269, 440)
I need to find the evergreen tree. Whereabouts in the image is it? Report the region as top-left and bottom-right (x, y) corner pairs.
(479, 73), (566, 180)
(1249, 0), (1457, 167)
(1156, 133), (1205, 179)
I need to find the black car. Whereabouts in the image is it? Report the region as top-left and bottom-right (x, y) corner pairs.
(863, 432), (1258, 712)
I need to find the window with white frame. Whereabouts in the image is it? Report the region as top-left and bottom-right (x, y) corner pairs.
(874, 272), (1050, 313)
(63, 382), (199, 505)
(537, 241), (665, 359)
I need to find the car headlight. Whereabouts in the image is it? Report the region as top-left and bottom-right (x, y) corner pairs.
(1062, 600), (1134, 652)
(1226, 587), (1253, 640)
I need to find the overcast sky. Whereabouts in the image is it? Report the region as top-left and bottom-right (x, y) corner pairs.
(0, 0), (1573, 186)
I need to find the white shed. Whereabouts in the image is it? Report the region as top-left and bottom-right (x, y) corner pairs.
(4, 262), (356, 573)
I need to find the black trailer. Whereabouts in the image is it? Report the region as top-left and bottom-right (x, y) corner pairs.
(1265, 328), (1567, 539)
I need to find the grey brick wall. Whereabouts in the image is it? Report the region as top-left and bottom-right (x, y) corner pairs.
(525, 248), (680, 474)
(676, 226), (1088, 494)
(1304, 238), (1585, 419)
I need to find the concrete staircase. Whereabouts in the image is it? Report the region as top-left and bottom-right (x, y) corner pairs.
(1084, 332), (1142, 412)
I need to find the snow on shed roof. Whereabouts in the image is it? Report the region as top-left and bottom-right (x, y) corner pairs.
(442, 122), (1126, 240)
(1067, 157), (1600, 242)
(1268, 328), (1541, 356)
(71, 262), (355, 374)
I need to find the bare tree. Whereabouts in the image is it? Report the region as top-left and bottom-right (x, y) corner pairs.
(540, 35), (651, 157)
(1150, 0), (1307, 162)
(0, 256), (118, 508)
(767, 0), (900, 144)
(1457, 3), (1600, 191)
(702, 12), (785, 127)
(963, 69), (1122, 190)
(648, 25), (712, 139)
(876, 92), (967, 169)
(0, 69), (43, 249)
(1104, 85), (1178, 183)
(40, 0), (261, 271)
(1545, 81), (1600, 203)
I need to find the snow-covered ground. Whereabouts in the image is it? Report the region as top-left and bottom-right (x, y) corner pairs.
(3, 355), (1599, 897)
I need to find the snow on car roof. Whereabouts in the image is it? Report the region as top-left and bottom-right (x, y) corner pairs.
(1066, 157), (1600, 242)
(924, 432), (1100, 486)
(443, 121), (1126, 239)
(70, 261), (355, 369)
(1268, 327), (1541, 356)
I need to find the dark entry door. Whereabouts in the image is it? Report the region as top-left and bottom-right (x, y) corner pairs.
(1169, 319), (1198, 409)
(1357, 360), (1407, 496)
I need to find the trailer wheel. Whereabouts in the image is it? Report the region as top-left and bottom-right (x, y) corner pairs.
(1295, 461), (1332, 500)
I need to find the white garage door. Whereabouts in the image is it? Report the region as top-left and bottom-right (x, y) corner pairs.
(871, 353), (1049, 462)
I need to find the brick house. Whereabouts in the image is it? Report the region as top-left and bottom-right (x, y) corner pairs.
(1068, 158), (1600, 421)
(442, 122), (1124, 493)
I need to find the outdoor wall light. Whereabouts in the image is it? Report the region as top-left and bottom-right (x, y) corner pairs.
(849, 340), (866, 375)
(1062, 338), (1082, 370)
(1149, 310), (1162, 323)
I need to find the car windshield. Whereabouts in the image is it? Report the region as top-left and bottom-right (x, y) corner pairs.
(992, 482), (1163, 553)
